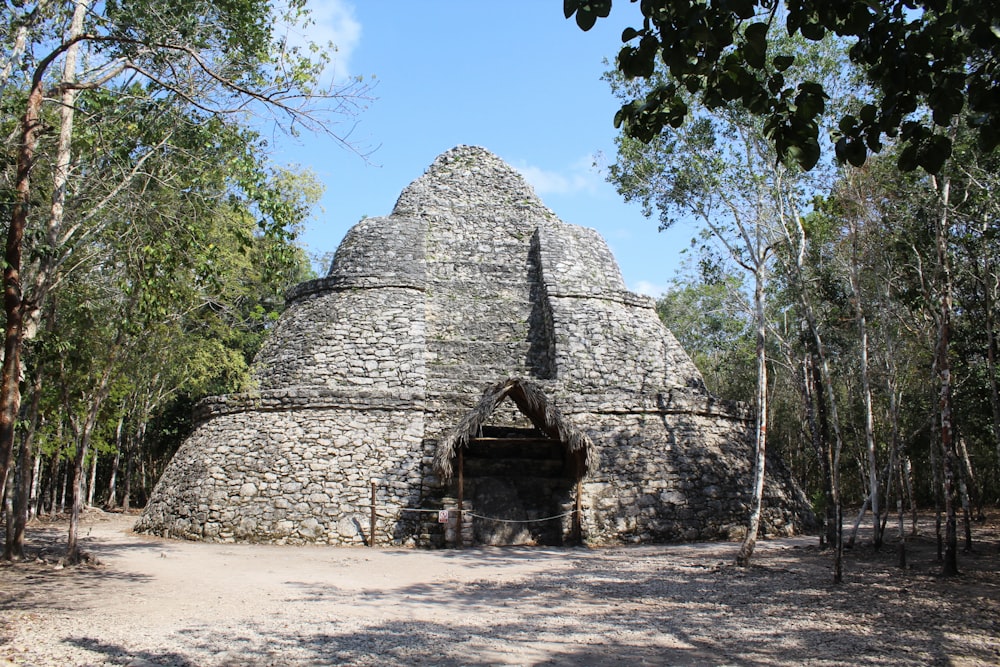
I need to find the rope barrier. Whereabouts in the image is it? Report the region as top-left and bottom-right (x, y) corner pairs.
(466, 510), (575, 524)
(373, 505), (575, 523)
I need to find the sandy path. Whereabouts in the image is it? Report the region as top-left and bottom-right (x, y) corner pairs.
(1, 510), (998, 666)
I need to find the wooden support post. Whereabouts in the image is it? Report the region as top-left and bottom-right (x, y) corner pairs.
(457, 447), (465, 548)
(897, 499), (906, 569)
(572, 478), (583, 544)
(370, 480), (377, 548)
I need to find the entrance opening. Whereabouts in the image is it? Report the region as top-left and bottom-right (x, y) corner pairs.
(464, 425), (576, 546)
(434, 378), (595, 547)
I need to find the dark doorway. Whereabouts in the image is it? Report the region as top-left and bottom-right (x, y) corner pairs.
(462, 425), (577, 546)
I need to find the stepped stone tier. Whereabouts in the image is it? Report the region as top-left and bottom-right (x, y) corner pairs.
(136, 145), (814, 547)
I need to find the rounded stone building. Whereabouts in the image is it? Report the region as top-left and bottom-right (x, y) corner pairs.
(136, 145), (812, 546)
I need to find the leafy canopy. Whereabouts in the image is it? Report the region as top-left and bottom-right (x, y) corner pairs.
(566, 0), (1000, 173)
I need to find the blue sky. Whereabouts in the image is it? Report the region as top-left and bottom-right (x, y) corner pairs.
(272, 2), (694, 297)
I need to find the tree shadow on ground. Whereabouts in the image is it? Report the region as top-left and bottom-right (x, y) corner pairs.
(60, 530), (1000, 666)
(13, 513), (1000, 666)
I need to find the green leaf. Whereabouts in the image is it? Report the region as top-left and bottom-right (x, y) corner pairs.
(800, 18), (825, 41)
(727, 0), (757, 20)
(576, 10), (598, 31)
(834, 137), (866, 167)
(743, 22), (768, 69)
(897, 143), (918, 172)
(571, 0), (612, 31)
(858, 104), (877, 124)
(772, 55), (794, 71)
(622, 27), (641, 42)
(916, 134), (953, 173)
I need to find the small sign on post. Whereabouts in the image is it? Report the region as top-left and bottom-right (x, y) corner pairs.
(438, 509), (449, 523)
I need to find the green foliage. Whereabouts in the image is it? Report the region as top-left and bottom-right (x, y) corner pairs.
(656, 256), (755, 401)
(0, 0), (360, 515)
(567, 0), (1000, 173)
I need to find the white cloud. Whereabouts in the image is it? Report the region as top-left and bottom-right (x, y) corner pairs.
(514, 155), (602, 196)
(632, 280), (667, 298)
(276, 0), (362, 83)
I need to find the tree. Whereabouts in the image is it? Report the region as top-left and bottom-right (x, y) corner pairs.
(655, 252), (755, 402)
(0, 0), (370, 545)
(566, 0), (1000, 173)
(606, 86), (779, 565)
(605, 28), (859, 572)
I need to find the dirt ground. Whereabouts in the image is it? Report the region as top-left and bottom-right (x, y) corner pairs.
(0, 509), (998, 667)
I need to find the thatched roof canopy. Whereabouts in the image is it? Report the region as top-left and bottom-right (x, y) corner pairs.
(433, 378), (596, 481)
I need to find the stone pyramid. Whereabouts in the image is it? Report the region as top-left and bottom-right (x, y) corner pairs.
(137, 146), (812, 546)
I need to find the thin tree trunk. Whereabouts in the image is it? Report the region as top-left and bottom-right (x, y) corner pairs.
(122, 439), (133, 513)
(47, 456), (59, 517)
(934, 174), (959, 576)
(86, 450), (97, 508)
(0, 68), (43, 511)
(958, 467), (972, 552)
(0, 0), (88, 508)
(106, 417), (124, 510)
(66, 365), (118, 563)
(956, 435), (982, 520)
(903, 455), (917, 536)
(0, 0), (52, 96)
(855, 299), (880, 548)
(981, 245), (1000, 496)
(736, 268), (767, 567)
(929, 412), (943, 561)
(65, 431), (89, 563)
(24, 0), (91, 340)
(801, 356), (831, 548)
(58, 460), (67, 514)
(0, 20), (29, 96)
(847, 218), (881, 549)
(29, 450), (41, 520)
(4, 371), (42, 560)
(897, 497), (906, 569)
(847, 496), (871, 549)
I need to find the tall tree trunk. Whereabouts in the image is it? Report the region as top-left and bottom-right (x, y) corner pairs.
(801, 355), (832, 548)
(958, 463), (972, 552)
(0, 72), (43, 509)
(66, 369), (117, 563)
(929, 411), (943, 560)
(86, 450), (97, 508)
(780, 206), (845, 582)
(847, 496), (871, 549)
(847, 215), (881, 549)
(806, 355), (837, 550)
(24, 0), (90, 339)
(980, 242), (1000, 496)
(4, 371), (42, 560)
(57, 459), (67, 514)
(122, 438), (134, 513)
(47, 455), (59, 517)
(106, 417), (124, 510)
(0, 0), (88, 507)
(29, 450), (41, 519)
(903, 455), (917, 536)
(852, 288), (880, 549)
(934, 175), (959, 576)
(736, 268), (768, 567)
(956, 435), (981, 521)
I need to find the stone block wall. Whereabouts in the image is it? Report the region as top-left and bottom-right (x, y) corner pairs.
(254, 285), (427, 392)
(136, 401), (429, 546)
(535, 220), (706, 392)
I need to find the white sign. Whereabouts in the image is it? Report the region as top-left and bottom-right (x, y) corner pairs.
(437, 510), (449, 523)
